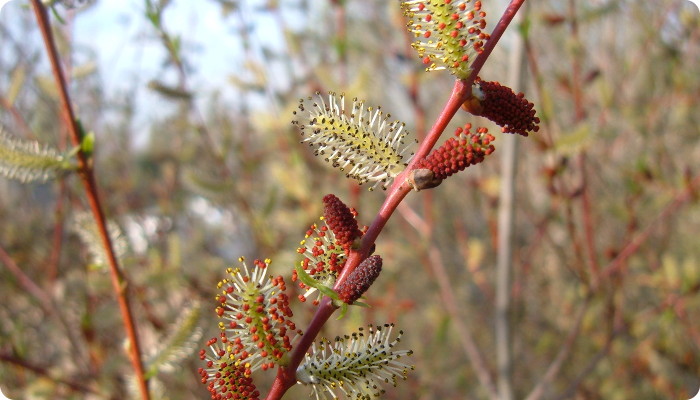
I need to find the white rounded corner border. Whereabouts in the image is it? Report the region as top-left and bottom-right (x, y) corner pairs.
(0, 0), (13, 12)
(0, 386), (12, 400)
(690, 384), (700, 400)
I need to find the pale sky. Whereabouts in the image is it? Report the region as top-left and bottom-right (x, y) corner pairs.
(1, 0), (697, 146)
(0, 0), (289, 145)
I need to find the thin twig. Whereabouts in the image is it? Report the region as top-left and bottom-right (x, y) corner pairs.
(578, 153), (601, 283)
(495, 2), (529, 396)
(524, 295), (592, 400)
(0, 352), (98, 395)
(398, 203), (499, 399)
(0, 242), (88, 369)
(598, 173), (700, 285)
(30, 2), (150, 398)
(552, 331), (617, 400)
(567, 0), (601, 285)
(467, 0), (528, 83)
(0, 243), (54, 314)
(47, 179), (66, 283)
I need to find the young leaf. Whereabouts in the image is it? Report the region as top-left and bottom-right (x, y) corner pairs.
(295, 264), (341, 302)
(7, 65), (26, 106)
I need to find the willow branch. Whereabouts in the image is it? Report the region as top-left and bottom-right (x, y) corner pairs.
(467, 0), (528, 83)
(30, 2), (150, 399)
(265, 77), (472, 400)
(264, 1), (532, 395)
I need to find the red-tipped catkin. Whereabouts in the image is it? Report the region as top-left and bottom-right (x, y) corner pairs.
(323, 194), (363, 250)
(415, 124), (495, 183)
(337, 255), (383, 304)
(464, 79), (540, 136)
(198, 336), (261, 400)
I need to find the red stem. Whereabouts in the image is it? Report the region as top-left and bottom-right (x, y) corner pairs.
(467, 0), (528, 83)
(30, 2), (150, 399)
(264, 1), (530, 396)
(264, 79), (471, 400)
(579, 153), (601, 283)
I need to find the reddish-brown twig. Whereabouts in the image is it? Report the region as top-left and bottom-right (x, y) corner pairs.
(467, 0), (528, 83)
(30, 2), (150, 398)
(0, 351), (98, 395)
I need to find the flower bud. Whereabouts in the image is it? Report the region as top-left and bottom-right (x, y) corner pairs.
(414, 123), (495, 183)
(337, 255), (383, 304)
(464, 79), (540, 136)
(322, 193), (362, 250)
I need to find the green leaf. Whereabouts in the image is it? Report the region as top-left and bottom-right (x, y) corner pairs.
(518, 16), (532, 41)
(7, 65), (26, 106)
(144, 0), (160, 25)
(353, 300), (370, 308)
(147, 80), (192, 101)
(80, 131), (95, 155)
(71, 61), (98, 80)
(333, 298), (369, 320)
(170, 36), (181, 57)
(294, 264), (340, 302)
(333, 298), (370, 320)
(50, 4), (67, 24)
(336, 303), (348, 320)
(316, 284), (340, 301)
(294, 263), (317, 287)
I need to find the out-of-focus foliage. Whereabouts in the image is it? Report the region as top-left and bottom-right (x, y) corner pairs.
(0, 0), (698, 399)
